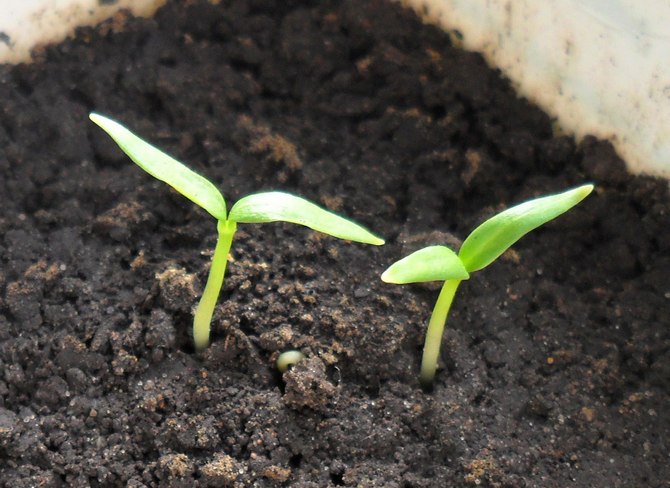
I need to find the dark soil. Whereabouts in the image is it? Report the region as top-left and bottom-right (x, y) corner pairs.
(1, 1), (668, 486)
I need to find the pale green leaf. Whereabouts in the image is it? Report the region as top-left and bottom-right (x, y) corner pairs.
(381, 245), (469, 284)
(90, 113), (227, 221)
(229, 191), (384, 245)
(459, 184), (594, 272)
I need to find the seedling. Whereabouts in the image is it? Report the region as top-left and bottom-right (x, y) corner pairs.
(90, 113), (384, 351)
(381, 185), (593, 388)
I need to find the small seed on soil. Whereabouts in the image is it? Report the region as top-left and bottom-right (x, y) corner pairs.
(276, 350), (305, 372)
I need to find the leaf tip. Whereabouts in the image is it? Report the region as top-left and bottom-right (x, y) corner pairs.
(89, 112), (103, 125)
(578, 183), (595, 197)
(89, 112), (118, 134)
(380, 268), (394, 283)
(370, 236), (385, 246)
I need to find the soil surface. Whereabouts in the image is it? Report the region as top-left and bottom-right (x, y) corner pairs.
(1, 1), (669, 486)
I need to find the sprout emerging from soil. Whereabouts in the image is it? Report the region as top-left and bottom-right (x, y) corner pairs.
(90, 113), (384, 351)
(381, 185), (594, 388)
(276, 350), (306, 372)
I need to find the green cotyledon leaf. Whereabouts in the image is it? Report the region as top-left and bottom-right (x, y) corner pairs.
(458, 184), (594, 273)
(229, 191), (384, 245)
(90, 113), (227, 221)
(381, 245), (470, 284)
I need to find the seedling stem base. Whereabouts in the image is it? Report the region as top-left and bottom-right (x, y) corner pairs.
(193, 219), (237, 351)
(420, 279), (462, 388)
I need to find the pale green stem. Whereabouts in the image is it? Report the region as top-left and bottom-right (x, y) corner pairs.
(420, 279), (462, 388)
(193, 219), (237, 351)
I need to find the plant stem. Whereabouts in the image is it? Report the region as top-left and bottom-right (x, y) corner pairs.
(420, 279), (462, 388)
(193, 219), (237, 351)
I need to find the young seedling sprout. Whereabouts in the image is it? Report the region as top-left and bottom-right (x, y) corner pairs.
(90, 113), (384, 351)
(381, 185), (594, 388)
